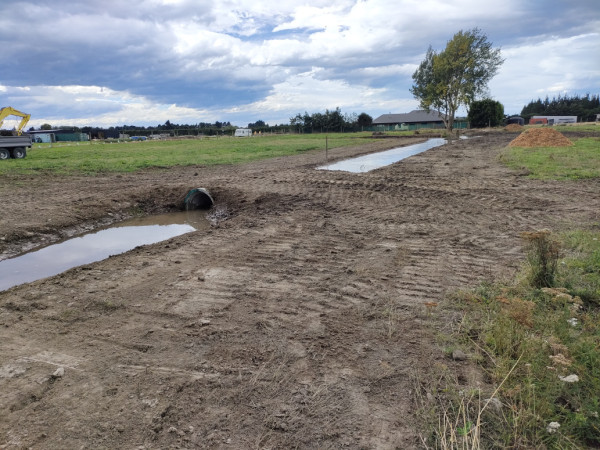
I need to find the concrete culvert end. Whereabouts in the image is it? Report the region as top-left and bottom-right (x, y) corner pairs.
(184, 188), (214, 210)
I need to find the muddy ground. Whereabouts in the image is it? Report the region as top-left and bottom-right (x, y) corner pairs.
(1, 133), (599, 449)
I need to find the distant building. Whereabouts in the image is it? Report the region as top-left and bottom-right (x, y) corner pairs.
(28, 129), (89, 142)
(373, 110), (445, 127)
(529, 117), (548, 125)
(506, 117), (524, 126)
(372, 110), (467, 130)
(531, 115), (577, 125)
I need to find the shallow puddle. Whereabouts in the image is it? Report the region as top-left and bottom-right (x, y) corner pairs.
(0, 211), (210, 291)
(317, 137), (447, 173)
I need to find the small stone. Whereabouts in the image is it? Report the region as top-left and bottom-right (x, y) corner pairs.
(200, 319), (211, 326)
(452, 350), (467, 361)
(559, 374), (579, 383)
(52, 367), (65, 378)
(547, 421), (560, 433)
(168, 426), (178, 434)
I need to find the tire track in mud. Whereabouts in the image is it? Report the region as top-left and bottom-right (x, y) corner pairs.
(2, 133), (600, 449)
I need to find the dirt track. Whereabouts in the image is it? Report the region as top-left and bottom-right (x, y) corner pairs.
(1, 133), (599, 448)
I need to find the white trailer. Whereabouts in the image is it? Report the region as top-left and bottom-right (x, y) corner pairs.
(234, 128), (252, 137)
(532, 115), (577, 125)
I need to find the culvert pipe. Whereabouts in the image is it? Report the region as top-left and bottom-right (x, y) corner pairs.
(184, 188), (214, 210)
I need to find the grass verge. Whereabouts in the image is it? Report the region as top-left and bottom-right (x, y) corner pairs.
(500, 137), (600, 180)
(0, 133), (375, 175)
(418, 229), (600, 448)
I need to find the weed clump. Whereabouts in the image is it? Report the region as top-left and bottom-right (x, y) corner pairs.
(521, 229), (560, 288)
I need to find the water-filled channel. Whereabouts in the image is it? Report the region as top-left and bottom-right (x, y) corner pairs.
(0, 211), (210, 291)
(317, 137), (447, 173)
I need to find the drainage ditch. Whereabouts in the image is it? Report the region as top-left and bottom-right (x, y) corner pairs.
(0, 188), (214, 292)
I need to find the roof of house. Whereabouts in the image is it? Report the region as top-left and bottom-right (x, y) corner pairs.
(373, 110), (446, 124)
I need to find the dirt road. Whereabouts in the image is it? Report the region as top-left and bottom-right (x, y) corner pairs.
(1, 133), (598, 448)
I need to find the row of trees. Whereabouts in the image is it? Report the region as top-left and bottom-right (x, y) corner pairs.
(520, 94), (600, 122)
(31, 111), (374, 137)
(289, 108), (373, 133)
(32, 120), (240, 138)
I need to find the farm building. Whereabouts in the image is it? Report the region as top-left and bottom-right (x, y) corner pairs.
(530, 115), (577, 125)
(507, 116), (524, 126)
(372, 110), (467, 130)
(28, 129), (89, 143)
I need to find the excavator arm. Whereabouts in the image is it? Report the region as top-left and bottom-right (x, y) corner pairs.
(0, 107), (31, 135)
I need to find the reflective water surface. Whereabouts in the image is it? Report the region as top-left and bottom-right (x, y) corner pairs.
(317, 138), (447, 173)
(0, 211), (210, 291)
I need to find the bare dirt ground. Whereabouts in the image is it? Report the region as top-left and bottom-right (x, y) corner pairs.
(1, 133), (599, 449)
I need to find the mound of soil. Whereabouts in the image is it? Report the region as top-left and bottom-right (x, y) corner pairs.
(504, 124), (523, 132)
(509, 127), (573, 147)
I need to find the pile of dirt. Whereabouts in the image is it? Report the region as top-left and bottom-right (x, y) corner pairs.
(504, 123), (523, 132)
(509, 127), (573, 147)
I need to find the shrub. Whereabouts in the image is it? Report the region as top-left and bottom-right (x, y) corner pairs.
(521, 229), (560, 288)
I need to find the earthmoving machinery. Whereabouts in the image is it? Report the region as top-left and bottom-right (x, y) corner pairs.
(0, 106), (33, 160)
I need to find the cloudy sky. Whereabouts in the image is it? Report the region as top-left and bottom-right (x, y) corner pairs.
(1, 0), (599, 129)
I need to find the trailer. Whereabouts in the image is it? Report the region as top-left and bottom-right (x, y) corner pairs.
(531, 115), (577, 125)
(0, 134), (32, 160)
(234, 128), (252, 137)
(0, 107), (33, 160)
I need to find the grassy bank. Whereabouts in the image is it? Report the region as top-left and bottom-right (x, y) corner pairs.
(500, 137), (600, 180)
(420, 137), (600, 447)
(422, 229), (600, 448)
(0, 133), (374, 175)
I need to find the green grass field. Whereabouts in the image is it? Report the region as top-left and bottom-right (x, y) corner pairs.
(0, 133), (375, 175)
(501, 137), (600, 180)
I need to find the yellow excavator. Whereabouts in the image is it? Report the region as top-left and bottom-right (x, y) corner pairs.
(0, 106), (31, 135)
(0, 106), (33, 160)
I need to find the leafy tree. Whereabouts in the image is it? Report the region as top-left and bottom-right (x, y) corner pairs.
(40, 123), (52, 130)
(357, 112), (373, 128)
(410, 28), (504, 131)
(468, 99), (504, 128)
(248, 120), (266, 128)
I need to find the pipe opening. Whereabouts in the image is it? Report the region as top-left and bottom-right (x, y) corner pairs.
(184, 188), (214, 210)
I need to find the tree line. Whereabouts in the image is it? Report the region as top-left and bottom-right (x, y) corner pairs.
(289, 108), (373, 133)
(520, 94), (600, 122)
(32, 111), (375, 138)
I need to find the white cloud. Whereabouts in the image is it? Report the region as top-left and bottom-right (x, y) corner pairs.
(2, 85), (212, 128)
(1, 0), (599, 126)
(490, 32), (600, 113)
(224, 68), (417, 124)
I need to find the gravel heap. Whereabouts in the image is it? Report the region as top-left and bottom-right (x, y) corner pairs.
(504, 123), (523, 132)
(509, 127), (573, 147)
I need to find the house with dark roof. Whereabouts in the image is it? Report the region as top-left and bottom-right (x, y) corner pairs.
(372, 109), (467, 130)
(373, 110), (446, 126)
